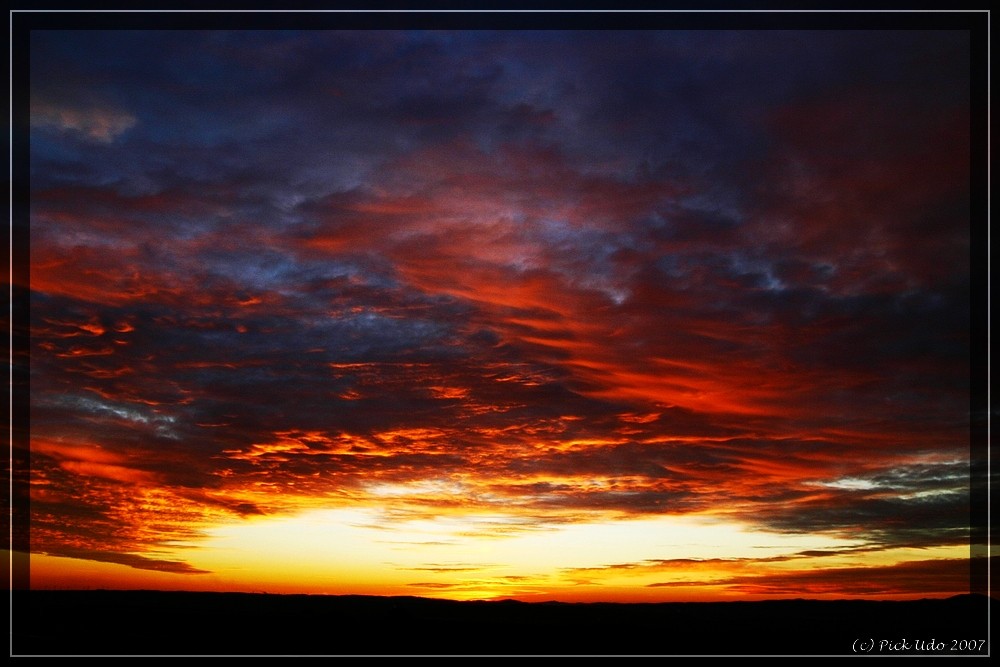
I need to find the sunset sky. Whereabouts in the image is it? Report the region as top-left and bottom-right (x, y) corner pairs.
(17, 20), (985, 602)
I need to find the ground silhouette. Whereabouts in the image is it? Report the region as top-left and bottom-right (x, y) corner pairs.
(12, 590), (991, 656)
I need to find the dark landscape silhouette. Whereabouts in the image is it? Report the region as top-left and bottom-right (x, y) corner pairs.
(12, 590), (990, 655)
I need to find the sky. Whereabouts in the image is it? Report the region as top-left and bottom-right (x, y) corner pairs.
(18, 25), (983, 602)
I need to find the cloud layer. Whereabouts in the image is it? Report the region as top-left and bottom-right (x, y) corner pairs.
(25, 28), (976, 598)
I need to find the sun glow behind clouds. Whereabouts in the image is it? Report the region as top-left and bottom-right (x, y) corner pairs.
(117, 508), (868, 600)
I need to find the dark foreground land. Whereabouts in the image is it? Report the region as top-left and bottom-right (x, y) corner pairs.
(12, 590), (991, 656)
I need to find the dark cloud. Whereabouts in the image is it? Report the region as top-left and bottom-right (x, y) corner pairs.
(407, 582), (461, 589)
(747, 489), (970, 549)
(710, 557), (978, 597)
(561, 554), (981, 597)
(40, 548), (209, 575)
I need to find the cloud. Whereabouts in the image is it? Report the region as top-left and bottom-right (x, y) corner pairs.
(402, 564), (500, 573)
(31, 99), (137, 143)
(38, 547), (209, 575)
(561, 554), (982, 597)
(710, 557), (978, 597)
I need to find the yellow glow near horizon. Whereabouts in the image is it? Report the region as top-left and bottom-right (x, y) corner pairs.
(22, 502), (972, 601)
(111, 508), (877, 600)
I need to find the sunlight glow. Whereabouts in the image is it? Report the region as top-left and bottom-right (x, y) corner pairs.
(114, 508), (882, 600)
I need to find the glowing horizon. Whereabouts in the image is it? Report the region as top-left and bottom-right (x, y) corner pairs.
(18, 26), (981, 603)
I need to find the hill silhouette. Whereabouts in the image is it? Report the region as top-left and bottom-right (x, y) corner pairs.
(12, 590), (991, 656)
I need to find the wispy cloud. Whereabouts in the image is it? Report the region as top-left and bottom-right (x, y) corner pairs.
(31, 99), (137, 143)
